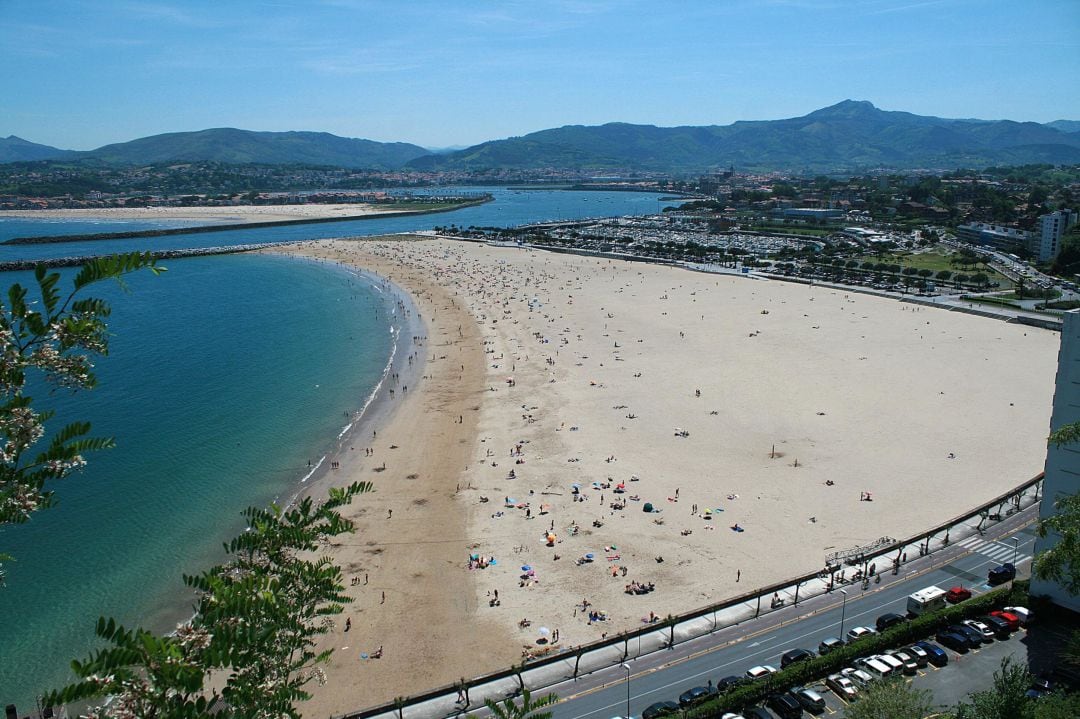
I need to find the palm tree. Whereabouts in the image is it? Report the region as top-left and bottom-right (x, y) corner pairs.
(486, 688), (559, 719)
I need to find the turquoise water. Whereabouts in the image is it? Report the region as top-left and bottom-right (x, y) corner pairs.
(0, 189), (674, 710)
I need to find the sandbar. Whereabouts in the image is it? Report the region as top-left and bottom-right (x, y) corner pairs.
(0, 203), (418, 224)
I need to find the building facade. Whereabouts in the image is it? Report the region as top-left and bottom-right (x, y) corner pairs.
(955, 222), (1032, 254)
(1034, 209), (1078, 263)
(1031, 310), (1080, 612)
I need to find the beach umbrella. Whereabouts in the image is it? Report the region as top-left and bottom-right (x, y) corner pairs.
(584, 553), (595, 560)
(537, 627), (551, 636)
(521, 565), (532, 572)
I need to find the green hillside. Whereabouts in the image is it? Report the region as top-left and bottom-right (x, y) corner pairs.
(84, 128), (430, 170)
(407, 100), (1080, 173)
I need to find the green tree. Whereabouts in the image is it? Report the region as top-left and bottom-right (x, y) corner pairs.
(0, 253), (162, 582)
(936, 270), (953, 282)
(1032, 490), (1080, 595)
(953, 656), (1031, 719)
(51, 481), (370, 718)
(971, 272), (989, 287)
(485, 688), (558, 719)
(843, 676), (935, 719)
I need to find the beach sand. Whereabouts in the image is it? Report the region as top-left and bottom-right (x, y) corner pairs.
(0, 203), (414, 224)
(277, 236), (1058, 716)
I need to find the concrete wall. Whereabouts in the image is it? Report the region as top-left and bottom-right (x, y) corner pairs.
(1031, 309), (1080, 611)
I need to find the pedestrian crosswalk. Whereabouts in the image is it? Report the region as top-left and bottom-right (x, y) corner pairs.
(955, 534), (1030, 565)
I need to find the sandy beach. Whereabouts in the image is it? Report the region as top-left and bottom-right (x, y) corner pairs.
(275, 236), (1059, 716)
(0, 203), (415, 224)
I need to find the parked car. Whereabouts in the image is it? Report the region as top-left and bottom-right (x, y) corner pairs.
(642, 701), (680, 719)
(962, 619), (997, 642)
(818, 637), (844, 655)
(988, 563), (1016, 584)
(1004, 605), (1033, 625)
(678, 686), (715, 707)
(845, 626), (877, 643)
(765, 692), (803, 719)
(989, 610), (1021, 632)
(980, 614), (1013, 638)
(885, 649), (919, 675)
(721, 714), (747, 719)
(903, 644), (929, 667)
(743, 708), (775, 719)
(841, 666), (876, 688)
(1027, 676), (1055, 699)
(935, 630), (972, 653)
(790, 687), (826, 712)
(875, 612), (907, 632)
(914, 640), (950, 666)
(826, 673), (859, 700)
(746, 665), (778, 680)
(946, 586), (972, 603)
(946, 623), (985, 646)
(780, 648), (816, 668)
(717, 675), (747, 692)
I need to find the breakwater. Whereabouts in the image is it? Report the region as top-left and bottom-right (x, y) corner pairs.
(3, 197), (492, 245)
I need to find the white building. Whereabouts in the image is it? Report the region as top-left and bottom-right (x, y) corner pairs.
(1034, 209), (1078, 263)
(1031, 309), (1080, 612)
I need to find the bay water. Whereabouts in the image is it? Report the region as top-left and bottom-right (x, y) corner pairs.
(0, 189), (676, 709)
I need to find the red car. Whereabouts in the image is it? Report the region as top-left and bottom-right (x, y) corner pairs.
(990, 610), (1021, 631)
(946, 586), (972, 603)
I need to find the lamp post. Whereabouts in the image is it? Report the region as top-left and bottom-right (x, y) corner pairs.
(1011, 536), (1020, 567)
(838, 589), (848, 641)
(620, 663), (631, 719)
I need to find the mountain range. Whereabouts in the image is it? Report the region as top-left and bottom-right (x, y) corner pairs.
(4, 101), (1079, 173)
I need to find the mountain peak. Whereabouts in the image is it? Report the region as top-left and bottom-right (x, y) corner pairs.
(809, 99), (880, 117)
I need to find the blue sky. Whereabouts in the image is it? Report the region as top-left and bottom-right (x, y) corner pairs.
(2, 0), (1078, 151)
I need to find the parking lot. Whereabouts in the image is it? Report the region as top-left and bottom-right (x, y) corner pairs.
(780, 626), (1032, 716)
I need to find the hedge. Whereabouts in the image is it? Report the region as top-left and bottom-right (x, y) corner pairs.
(682, 581), (1030, 717)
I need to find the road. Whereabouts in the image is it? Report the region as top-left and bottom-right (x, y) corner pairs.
(547, 511), (1036, 719)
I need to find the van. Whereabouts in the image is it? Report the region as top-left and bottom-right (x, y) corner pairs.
(907, 586), (947, 616)
(875, 653), (905, 674)
(856, 656), (894, 680)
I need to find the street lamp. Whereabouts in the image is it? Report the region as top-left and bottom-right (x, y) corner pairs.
(620, 663), (631, 719)
(1011, 536), (1020, 567)
(838, 589), (848, 641)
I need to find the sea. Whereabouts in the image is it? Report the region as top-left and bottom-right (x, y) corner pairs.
(0, 188), (678, 711)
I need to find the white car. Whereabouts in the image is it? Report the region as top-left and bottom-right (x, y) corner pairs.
(744, 664), (777, 680)
(886, 649), (919, 675)
(846, 625), (877, 642)
(841, 666), (875, 688)
(904, 643), (929, 667)
(963, 619), (996, 641)
(826, 673), (858, 700)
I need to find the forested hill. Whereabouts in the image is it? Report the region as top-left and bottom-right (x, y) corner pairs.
(82, 129), (430, 169)
(406, 100), (1080, 173)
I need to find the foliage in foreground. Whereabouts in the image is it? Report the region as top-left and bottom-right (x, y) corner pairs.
(48, 481), (370, 718)
(1032, 488), (1080, 597)
(842, 676), (935, 719)
(485, 688), (558, 719)
(0, 253), (162, 583)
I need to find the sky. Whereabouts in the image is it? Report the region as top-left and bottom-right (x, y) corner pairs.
(2, 0), (1078, 151)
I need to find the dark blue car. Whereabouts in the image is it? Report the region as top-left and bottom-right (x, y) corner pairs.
(914, 640), (949, 666)
(935, 630), (972, 653)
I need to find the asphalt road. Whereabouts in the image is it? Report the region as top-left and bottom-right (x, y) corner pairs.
(547, 512), (1037, 719)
